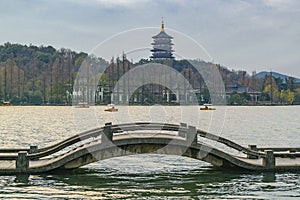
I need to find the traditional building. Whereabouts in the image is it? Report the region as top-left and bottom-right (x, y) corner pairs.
(150, 18), (175, 60)
(226, 84), (261, 103)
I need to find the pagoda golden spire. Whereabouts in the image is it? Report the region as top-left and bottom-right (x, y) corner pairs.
(161, 17), (164, 32)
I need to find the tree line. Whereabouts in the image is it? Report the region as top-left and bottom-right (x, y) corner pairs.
(0, 43), (106, 105)
(1, 42), (299, 105)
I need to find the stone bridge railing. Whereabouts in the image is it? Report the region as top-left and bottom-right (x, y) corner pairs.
(0, 122), (299, 173)
(0, 122), (266, 159)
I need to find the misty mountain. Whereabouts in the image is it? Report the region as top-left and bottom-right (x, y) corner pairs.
(254, 71), (300, 83)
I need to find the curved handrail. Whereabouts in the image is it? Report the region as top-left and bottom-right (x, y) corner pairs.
(29, 137), (265, 173)
(0, 122), (174, 159)
(28, 129), (104, 160)
(110, 123), (266, 158)
(0, 122), (265, 160)
(0, 127), (103, 154)
(31, 122), (179, 159)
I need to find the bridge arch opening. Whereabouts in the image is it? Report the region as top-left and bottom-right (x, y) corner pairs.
(82, 154), (211, 173)
(129, 83), (178, 104)
(61, 141), (232, 171)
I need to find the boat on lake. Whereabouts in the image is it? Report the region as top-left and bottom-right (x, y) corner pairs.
(104, 104), (118, 112)
(2, 101), (11, 106)
(75, 102), (89, 108)
(200, 104), (216, 110)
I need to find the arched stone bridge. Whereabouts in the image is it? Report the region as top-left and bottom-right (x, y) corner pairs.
(0, 122), (300, 174)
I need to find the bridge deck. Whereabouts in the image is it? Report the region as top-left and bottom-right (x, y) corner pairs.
(2, 156), (300, 172)
(237, 157), (300, 167)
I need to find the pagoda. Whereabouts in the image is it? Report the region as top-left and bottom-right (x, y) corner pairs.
(150, 18), (174, 60)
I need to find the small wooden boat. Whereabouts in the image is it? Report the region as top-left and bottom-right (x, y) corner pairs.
(75, 102), (89, 108)
(200, 104), (216, 110)
(2, 101), (11, 106)
(104, 104), (118, 112)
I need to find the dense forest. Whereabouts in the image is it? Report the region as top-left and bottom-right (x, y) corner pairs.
(0, 42), (107, 105)
(1, 43), (300, 105)
(134, 59), (300, 105)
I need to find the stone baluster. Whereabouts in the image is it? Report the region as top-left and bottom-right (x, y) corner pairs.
(178, 122), (187, 137)
(29, 145), (38, 154)
(247, 144), (258, 159)
(263, 150), (275, 169)
(16, 151), (29, 172)
(102, 122), (113, 146)
(186, 125), (197, 144)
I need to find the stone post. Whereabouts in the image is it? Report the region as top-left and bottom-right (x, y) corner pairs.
(29, 145), (38, 154)
(186, 125), (197, 144)
(263, 150), (275, 169)
(16, 151), (29, 172)
(290, 149), (296, 159)
(247, 145), (258, 159)
(178, 123), (187, 137)
(102, 122), (113, 146)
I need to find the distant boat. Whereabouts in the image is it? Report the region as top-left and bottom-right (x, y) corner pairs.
(200, 104), (216, 110)
(2, 101), (11, 106)
(75, 102), (89, 108)
(104, 104), (118, 112)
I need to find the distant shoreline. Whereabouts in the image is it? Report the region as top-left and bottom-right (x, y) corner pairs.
(1, 104), (299, 107)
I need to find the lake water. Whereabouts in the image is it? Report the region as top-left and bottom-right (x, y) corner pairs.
(0, 106), (300, 199)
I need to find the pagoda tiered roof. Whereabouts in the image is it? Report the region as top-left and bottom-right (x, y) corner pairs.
(150, 18), (175, 60)
(152, 31), (173, 39)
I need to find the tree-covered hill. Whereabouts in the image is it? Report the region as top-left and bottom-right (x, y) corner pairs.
(255, 71), (300, 83)
(0, 42), (107, 105)
(1, 42), (299, 105)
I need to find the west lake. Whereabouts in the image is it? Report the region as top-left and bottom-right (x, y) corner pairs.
(0, 106), (300, 199)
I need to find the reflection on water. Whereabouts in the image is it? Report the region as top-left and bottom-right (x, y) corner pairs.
(14, 174), (30, 184)
(0, 106), (300, 199)
(262, 172), (276, 183)
(1, 155), (300, 199)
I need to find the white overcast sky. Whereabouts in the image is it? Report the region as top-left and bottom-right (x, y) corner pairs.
(1, 0), (300, 77)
